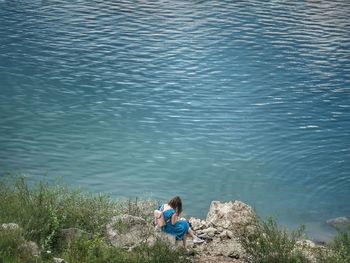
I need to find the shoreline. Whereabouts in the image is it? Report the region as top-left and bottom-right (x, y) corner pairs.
(1, 176), (349, 263)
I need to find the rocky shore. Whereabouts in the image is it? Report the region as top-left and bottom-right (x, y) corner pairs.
(104, 200), (339, 263)
(3, 200), (349, 263)
(106, 200), (255, 263)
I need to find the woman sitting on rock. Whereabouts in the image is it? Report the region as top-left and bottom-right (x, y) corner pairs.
(160, 196), (204, 247)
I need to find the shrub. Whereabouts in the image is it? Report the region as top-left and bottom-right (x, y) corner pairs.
(0, 227), (45, 263)
(0, 227), (24, 260)
(240, 217), (308, 263)
(315, 226), (350, 263)
(0, 175), (119, 251)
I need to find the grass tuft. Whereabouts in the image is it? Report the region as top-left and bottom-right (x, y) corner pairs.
(240, 217), (308, 263)
(315, 226), (350, 263)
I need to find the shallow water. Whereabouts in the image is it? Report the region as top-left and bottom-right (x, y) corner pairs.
(1, 0), (349, 240)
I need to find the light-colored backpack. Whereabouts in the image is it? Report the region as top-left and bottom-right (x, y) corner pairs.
(154, 204), (166, 227)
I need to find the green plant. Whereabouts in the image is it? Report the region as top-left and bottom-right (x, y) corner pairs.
(58, 236), (190, 263)
(315, 226), (350, 263)
(123, 197), (158, 223)
(331, 226), (350, 261)
(61, 235), (106, 263)
(0, 227), (46, 263)
(0, 228), (24, 259)
(240, 217), (308, 263)
(0, 174), (188, 263)
(0, 175), (118, 250)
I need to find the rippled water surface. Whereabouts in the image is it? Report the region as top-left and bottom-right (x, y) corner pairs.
(1, 0), (350, 240)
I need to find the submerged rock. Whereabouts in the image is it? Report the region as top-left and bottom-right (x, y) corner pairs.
(326, 216), (350, 228)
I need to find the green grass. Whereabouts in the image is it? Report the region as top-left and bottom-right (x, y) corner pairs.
(59, 238), (189, 263)
(0, 174), (189, 263)
(315, 226), (350, 263)
(331, 226), (350, 262)
(239, 216), (350, 263)
(0, 175), (120, 250)
(240, 217), (309, 263)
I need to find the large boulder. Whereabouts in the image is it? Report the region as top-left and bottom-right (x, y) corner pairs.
(18, 241), (40, 258)
(148, 228), (178, 250)
(106, 214), (152, 249)
(206, 200), (255, 236)
(188, 201), (255, 262)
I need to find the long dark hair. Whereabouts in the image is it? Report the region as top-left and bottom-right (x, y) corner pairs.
(168, 196), (182, 215)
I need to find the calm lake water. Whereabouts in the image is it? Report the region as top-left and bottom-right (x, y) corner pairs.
(1, 0), (349, 240)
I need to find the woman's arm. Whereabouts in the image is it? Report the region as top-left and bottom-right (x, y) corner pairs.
(171, 213), (178, 225)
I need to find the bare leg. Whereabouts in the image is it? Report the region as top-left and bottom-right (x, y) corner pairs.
(187, 228), (197, 239)
(187, 227), (204, 244)
(182, 235), (187, 248)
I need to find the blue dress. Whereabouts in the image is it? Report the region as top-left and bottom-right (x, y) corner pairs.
(162, 208), (189, 240)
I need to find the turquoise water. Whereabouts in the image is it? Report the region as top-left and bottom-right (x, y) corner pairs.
(1, 0), (349, 240)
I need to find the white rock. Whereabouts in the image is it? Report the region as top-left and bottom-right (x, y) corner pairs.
(206, 200), (255, 236)
(1, 223), (20, 230)
(202, 227), (217, 237)
(189, 217), (207, 230)
(296, 239), (316, 248)
(205, 238), (244, 259)
(218, 230), (234, 239)
(53, 258), (67, 263)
